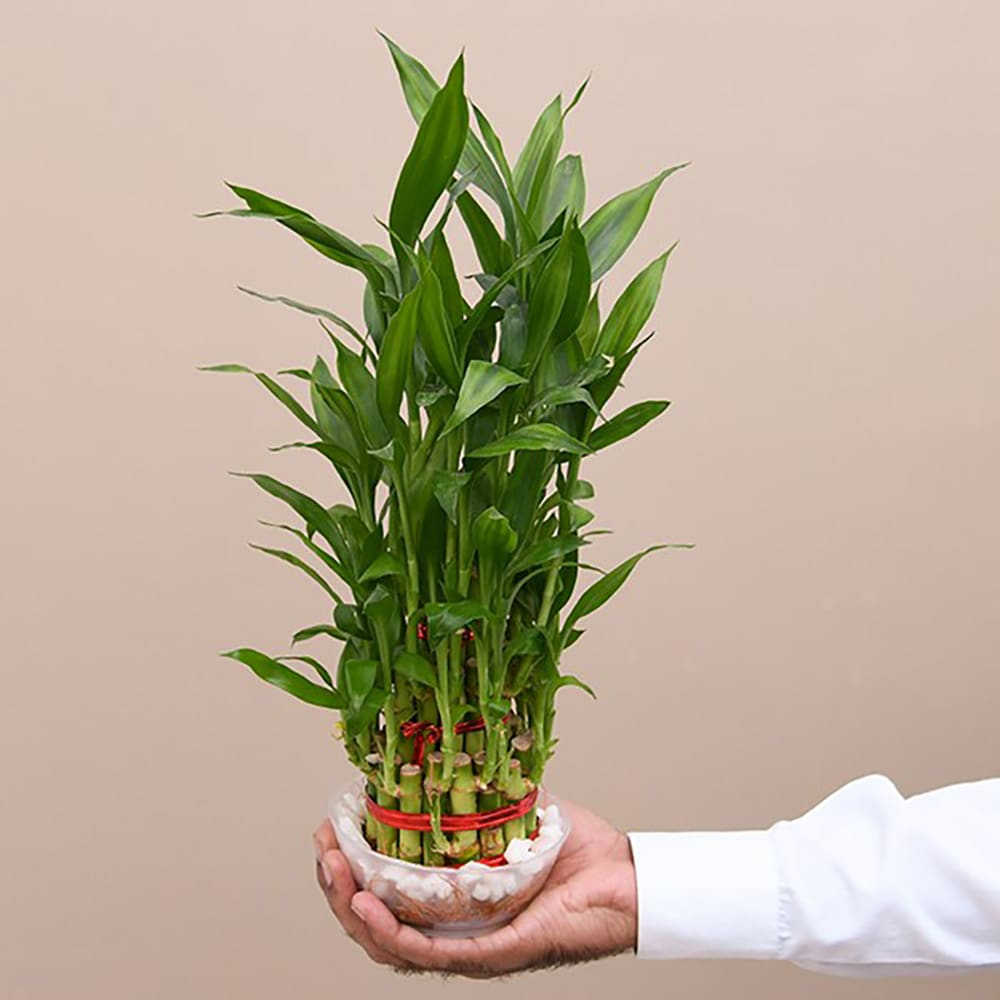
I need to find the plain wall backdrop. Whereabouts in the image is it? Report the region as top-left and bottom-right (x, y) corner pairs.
(2, 1), (998, 997)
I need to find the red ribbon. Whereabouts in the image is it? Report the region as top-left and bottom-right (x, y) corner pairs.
(365, 785), (539, 835)
(400, 713), (513, 766)
(365, 787), (540, 866)
(451, 826), (540, 868)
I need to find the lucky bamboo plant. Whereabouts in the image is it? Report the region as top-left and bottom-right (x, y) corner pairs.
(201, 36), (688, 867)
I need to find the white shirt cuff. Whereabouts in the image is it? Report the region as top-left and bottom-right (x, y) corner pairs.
(626, 830), (782, 960)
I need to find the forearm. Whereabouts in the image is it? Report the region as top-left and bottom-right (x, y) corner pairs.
(627, 774), (1000, 976)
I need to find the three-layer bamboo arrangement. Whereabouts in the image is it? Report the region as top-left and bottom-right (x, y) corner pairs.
(201, 36), (688, 867)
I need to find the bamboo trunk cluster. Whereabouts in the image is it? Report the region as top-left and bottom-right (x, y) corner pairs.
(361, 716), (537, 865)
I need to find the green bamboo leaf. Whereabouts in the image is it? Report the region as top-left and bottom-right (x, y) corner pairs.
(549, 673), (596, 698)
(567, 350), (613, 387)
(417, 270), (462, 391)
(375, 283), (421, 426)
(199, 364), (321, 436)
(341, 658), (381, 733)
(277, 654), (336, 690)
(513, 95), (562, 210)
(309, 362), (366, 465)
(270, 439), (358, 476)
(581, 165), (686, 280)
(457, 238), (556, 349)
(471, 507), (518, 577)
(389, 53), (469, 249)
(588, 331), (654, 410)
(532, 385), (598, 414)
(498, 450), (551, 541)
(233, 473), (340, 551)
(424, 600), (494, 646)
(363, 582), (398, 630)
(221, 648), (345, 709)
(393, 650), (437, 688)
(236, 286), (367, 351)
(363, 282), (387, 345)
(291, 623), (351, 645)
(358, 552), (405, 583)
(455, 191), (507, 275)
(588, 400), (670, 452)
(425, 169), (480, 243)
(204, 185), (391, 290)
(427, 232), (465, 327)
(566, 503), (594, 530)
(379, 32), (438, 117)
(366, 440), (395, 464)
(466, 422), (591, 460)
(248, 543), (343, 604)
(597, 246), (675, 357)
(472, 104), (515, 190)
(416, 381), (451, 408)
(334, 340), (390, 447)
(258, 520), (353, 589)
(432, 470), (471, 524)
(551, 222), (592, 345)
(348, 686), (386, 736)
(564, 75), (591, 117)
(523, 232), (574, 371)
(381, 34), (511, 227)
(501, 626), (547, 666)
(542, 154), (586, 232)
(334, 603), (370, 639)
(561, 545), (666, 639)
(442, 361), (526, 436)
(578, 288), (602, 356)
(471, 102), (537, 244)
(508, 534), (587, 576)
(497, 298), (528, 370)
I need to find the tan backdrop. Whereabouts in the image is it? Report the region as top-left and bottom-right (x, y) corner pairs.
(3, 1), (998, 997)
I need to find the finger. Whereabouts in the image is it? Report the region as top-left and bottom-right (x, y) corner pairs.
(313, 818), (339, 853)
(350, 890), (529, 977)
(315, 848), (408, 969)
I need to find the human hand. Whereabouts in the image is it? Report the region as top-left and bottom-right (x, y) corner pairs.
(313, 799), (637, 978)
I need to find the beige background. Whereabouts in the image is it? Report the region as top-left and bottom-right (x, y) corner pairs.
(2, 1), (998, 997)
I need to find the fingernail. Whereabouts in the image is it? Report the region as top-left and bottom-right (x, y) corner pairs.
(320, 857), (334, 888)
(350, 898), (367, 923)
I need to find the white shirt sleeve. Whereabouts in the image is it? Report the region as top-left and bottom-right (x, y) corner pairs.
(626, 774), (1000, 976)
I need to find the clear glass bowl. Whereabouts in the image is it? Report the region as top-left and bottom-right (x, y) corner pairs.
(328, 777), (571, 937)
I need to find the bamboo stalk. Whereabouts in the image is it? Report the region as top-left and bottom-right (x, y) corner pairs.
(422, 751), (447, 865)
(476, 767), (506, 860)
(511, 732), (537, 833)
(463, 726), (485, 757)
(501, 758), (528, 843)
(364, 774), (379, 847)
(375, 759), (399, 858)
(397, 763), (423, 864)
(448, 752), (479, 863)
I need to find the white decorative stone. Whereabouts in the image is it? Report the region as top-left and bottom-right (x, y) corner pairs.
(503, 837), (536, 864)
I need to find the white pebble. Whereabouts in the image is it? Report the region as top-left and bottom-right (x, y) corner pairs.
(432, 877), (452, 901)
(503, 838), (536, 864)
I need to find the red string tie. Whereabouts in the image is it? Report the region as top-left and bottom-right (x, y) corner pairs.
(365, 786), (538, 833)
(400, 713), (513, 766)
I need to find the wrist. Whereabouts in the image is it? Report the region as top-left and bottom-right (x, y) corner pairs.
(612, 829), (639, 955)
